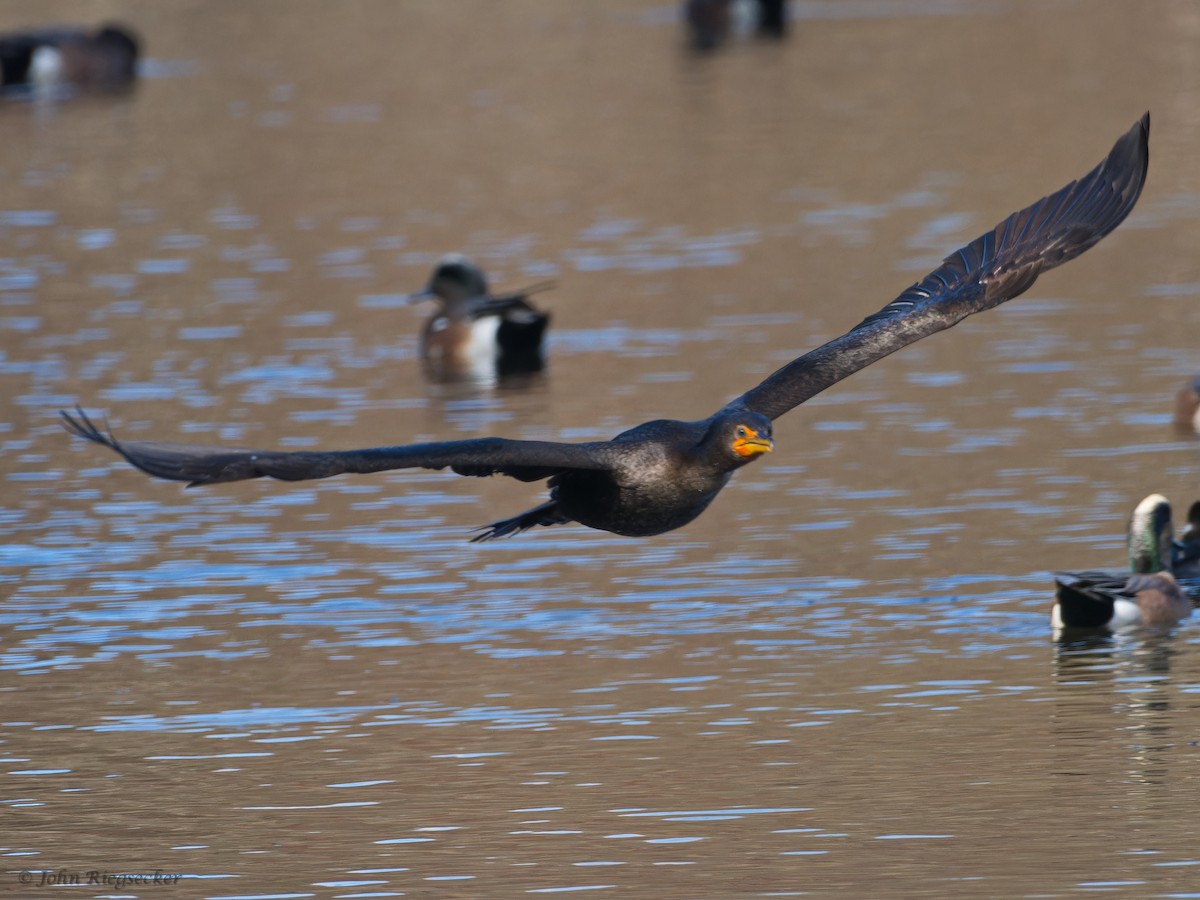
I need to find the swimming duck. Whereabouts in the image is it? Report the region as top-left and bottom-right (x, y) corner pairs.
(411, 254), (551, 383)
(684, 0), (788, 51)
(1172, 372), (1200, 433)
(1052, 494), (1192, 632)
(0, 23), (139, 92)
(62, 115), (1149, 542)
(1175, 500), (1200, 578)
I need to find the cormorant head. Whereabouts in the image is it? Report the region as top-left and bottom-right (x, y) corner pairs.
(711, 410), (773, 465)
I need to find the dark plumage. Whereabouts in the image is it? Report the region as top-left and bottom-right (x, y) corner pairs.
(412, 254), (551, 383)
(1053, 494), (1192, 632)
(62, 115), (1150, 542)
(756, 0), (788, 38)
(1053, 572), (1189, 631)
(0, 23), (139, 91)
(1172, 500), (1200, 579)
(684, 0), (788, 51)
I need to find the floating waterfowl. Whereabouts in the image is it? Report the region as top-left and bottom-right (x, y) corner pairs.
(1175, 500), (1200, 578)
(684, 0), (788, 51)
(0, 23), (139, 91)
(1172, 372), (1200, 433)
(1052, 494), (1192, 632)
(410, 254), (550, 383)
(62, 115), (1150, 542)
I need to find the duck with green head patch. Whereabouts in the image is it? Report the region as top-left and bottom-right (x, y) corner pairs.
(409, 254), (551, 384)
(1052, 494), (1193, 632)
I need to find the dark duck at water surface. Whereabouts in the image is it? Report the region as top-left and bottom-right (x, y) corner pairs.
(62, 116), (1150, 543)
(1171, 500), (1200, 579)
(685, 0), (788, 51)
(0, 22), (139, 91)
(1052, 494), (1193, 633)
(410, 254), (551, 384)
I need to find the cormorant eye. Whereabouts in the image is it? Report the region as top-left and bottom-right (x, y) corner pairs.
(736, 426), (747, 438)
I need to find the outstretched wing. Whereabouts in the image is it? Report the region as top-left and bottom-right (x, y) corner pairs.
(729, 113), (1150, 421)
(61, 407), (613, 487)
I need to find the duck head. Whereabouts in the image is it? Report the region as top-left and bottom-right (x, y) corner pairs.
(1128, 493), (1174, 574)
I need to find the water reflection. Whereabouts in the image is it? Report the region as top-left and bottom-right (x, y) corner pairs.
(1052, 633), (1182, 791)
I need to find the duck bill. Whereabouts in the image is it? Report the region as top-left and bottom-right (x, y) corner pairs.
(405, 288), (436, 305)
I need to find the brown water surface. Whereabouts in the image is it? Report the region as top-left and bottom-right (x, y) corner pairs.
(3, 1), (1200, 897)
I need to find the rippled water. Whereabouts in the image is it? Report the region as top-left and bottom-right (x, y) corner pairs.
(3, 1), (1200, 897)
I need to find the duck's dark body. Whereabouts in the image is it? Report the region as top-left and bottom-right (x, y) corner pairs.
(420, 294), (550, 381)
(494, 301), (550, 376)
(1172, 500), (1200, 580)
(685, 0), (789, 51)
(62, 115), (1151, 543)
(1053, 571), (1189, 631)
(0, 23), (138, 90)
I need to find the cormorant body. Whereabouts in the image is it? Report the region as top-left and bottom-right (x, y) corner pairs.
(63, 116), (1151, 543)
